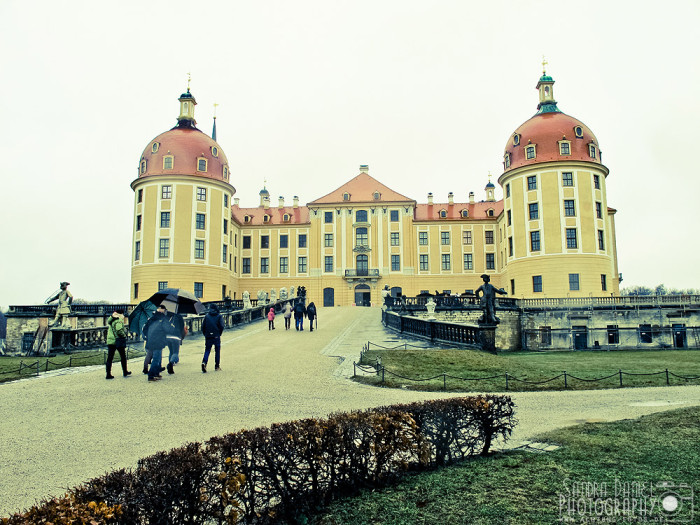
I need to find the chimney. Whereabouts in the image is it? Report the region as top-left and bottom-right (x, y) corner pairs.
(360, 164), (369, 173)
(469, 192), (475, 204)
(293, 196), (299, 208)
(448, 192), (454, 205)
(278, 196), (285, 209)
(263, 196), (270, 210)
(427, 192), (433, 205)
(234, 197), (240, 207)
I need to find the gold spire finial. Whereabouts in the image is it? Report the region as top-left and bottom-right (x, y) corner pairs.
(488, 170), (492, 182)
(187, 72), (192, 92)
(213, 102), (218, 119)
(541, 56), (548, 74)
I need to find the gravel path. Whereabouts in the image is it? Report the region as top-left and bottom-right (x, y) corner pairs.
(2, 306), (699, 516)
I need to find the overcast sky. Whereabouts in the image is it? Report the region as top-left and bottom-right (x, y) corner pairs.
(1, 1), (698, 308)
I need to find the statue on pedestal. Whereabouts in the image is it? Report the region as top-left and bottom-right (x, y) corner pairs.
(425, 297), (436, 318)
(243, 291), (251, 309)
(257, 289), (268, 304)
(475, 274), (507, 324)
(46, 281), (73, 328)
(279, 287), (288, 300)
(269, 288), (277, 303)
(289, 286), (296, 299)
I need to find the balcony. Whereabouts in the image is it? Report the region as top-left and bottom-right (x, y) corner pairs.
(344, 268), (381, 284)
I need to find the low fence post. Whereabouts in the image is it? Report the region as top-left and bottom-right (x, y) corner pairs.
(45, 360), (49, 372)
(443, 373), (446, 391)
(619, 369), (623, 387)
(563, 371), (568, 389)
(353, 361), (356, 378)
(505, 372), (509, 391)
(666, 368), (669, 386)
(36, 360), (40, 376)
(381, 365), (385, 384)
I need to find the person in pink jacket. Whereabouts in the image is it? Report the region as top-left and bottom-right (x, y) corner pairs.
(267, 307), (275, 330)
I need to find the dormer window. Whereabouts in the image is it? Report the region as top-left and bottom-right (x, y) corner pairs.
(439, 209), (447, 218)
(589, 144), (597, 159)
(151, 142), (159, 153)
(513, 134), (520, 146)
(504, 153), (511, 169)
(574, 126), (584, 138)
(140, 159), (147, 174)
(283, 213), (291, 222)
(343, 192), (350, 201)
(373, 191), (381, 200)
(197, 158), (207, 172)
(163, 156), (174, 170)
(211, 146), (219, 157)
(461, 209), (469, 218)
(487, 209), (494, 217)
(244, 215), (251, 223)
(558, 140), (571, 156)
(525, 145), (536, 160)
(223, 166), (229, 180)
(263, 215), (270, 223)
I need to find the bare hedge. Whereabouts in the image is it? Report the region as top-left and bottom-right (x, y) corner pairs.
(2, 395), (516, 524)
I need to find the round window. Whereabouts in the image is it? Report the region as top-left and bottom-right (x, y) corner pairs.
(574, 126), (584, 138)
(212, 146), (218, 157)
(151, 142), (159, 153)
(513, 134), (520, 146)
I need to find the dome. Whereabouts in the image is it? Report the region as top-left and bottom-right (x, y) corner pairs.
(504, 112), (602, 172)
(137, 127), (231, 183)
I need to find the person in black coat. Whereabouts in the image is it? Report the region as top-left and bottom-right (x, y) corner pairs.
(201, 304), (225, 372)
(293, 302), (306, 331)
(143, 305), (168, 381)
(306, 302), (317, 332)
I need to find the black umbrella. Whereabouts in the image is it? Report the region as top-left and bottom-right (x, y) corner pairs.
(128, 300), (157, 337)
(146, 288), (206, 315)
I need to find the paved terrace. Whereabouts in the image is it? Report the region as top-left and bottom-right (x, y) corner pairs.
(2, 306), (700, 516)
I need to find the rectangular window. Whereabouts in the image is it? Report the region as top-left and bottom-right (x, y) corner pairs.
(510, 279), (515, 295)
(223, 219), (228, 234)
(589, 144), (597, 158)
(419, 255), (429, 271)
(243, 236), (251, 249)
(324, 211), (333, 223)
(324, 233), (333, 247)
(540, 326), (552, 345)
(161, 185), (172, 199)
(279, 234), (288, 249)
(485, 231), (494, 244)
(158, 281), (168, 291)
(462, 231), (472, 245)
(224, 194), (228, 208)
(566, 228), (578, 249)
(390, 232), (400, 246)
(222, 244), (227, 264)
(533, 275), (543, 293)
(133, 282), (139, 299)
(527, 175), (537, 191)
(194, 282), (203, 298)
(194, 239), (205, 259)
(529, 202), (539, 220)
(530, 230), (540, 251)
(134, 241), (141, 261)
(196, 213), (206, 229)
(198, 159), (207, 171)
(596, 202), (602, 219)
(562, 172), (574, 186)
(463, 253), (473, 270)
(598, 230), (605, 250)
(242, 257), (251, 274)
(234, 256), (237, 272)
(486, 253), (495, 270)
(601, 273), (607, 291)
(260, 235), (269, 249)
(136, 215), (142, 231)
(569, 273), (580, 291)
(526, 146), (536, 159)
(280, 257), (288, 273)
(390, 210), (399, 222)
(196, 187), (207, 201)
(298, 256), (307, 273)
(260, 257), (269, 273)
(164, 156), (173, 169)
(560, 142), (570, 155)
(507, 210), (511, 226)
(298, 234), (307, 248)
(607, 325), (619, 345)
(440, 231), (450, 245)
(137, 189), (143, 203)
(508, 236), (513, 257)
(594, 175), (600, 189)
(639, 324), (652, 343)
(324, 256), (333, 272)
(506, 184), (510, 198)
(564, 200), (576, 216)
(159, 238), (169, 258)
(419, 232), (428, 245)
(441, 253), (451, 270)
(391, 255), (400, 271)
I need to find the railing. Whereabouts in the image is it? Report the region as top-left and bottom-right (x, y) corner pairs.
(382, 310), (482, 348)
(50, 327), (141, 352)
(385, 295), (517, 311)
(519, 295), (700, 308)
(8, 303), (135, 316)
(344, 269), (380, 278)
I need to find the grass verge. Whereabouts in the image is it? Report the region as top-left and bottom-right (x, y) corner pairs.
(356, 348), (700, 392)
(312, 407), (700, 525)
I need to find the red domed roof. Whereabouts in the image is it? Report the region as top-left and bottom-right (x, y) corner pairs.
(504, 112), (602, 172)
(137, 127), (231, 183)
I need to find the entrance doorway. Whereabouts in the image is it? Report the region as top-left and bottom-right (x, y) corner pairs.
(572, 326), (588, 350)
(673, 324), (686, 348)
(323, 287), (335, 307)
(354, 284), (371, 307)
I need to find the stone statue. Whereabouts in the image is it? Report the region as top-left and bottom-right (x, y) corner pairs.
(279, 287), (288, 300)
(289, 286), (295, 298)
(425, 297), (436, 318)
(243, 291), (251, 309)
(475, 274), (507, 324)
(269, 288), (277, 303)
(257, 289), (267, 304)
(46, 281), (73, 328)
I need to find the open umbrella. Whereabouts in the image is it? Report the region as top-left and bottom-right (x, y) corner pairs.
(128, 300), (157, 337)
(146, 288), (206, 315)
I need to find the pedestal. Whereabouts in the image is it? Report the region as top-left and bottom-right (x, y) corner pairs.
(479, 324), (497, 353)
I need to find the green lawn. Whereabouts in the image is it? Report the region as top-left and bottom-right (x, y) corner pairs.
(0, 347), (146, 383)
(356, 348), (700, 392)
(312, 407), (700, 525)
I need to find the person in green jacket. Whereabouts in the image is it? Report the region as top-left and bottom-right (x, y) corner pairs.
(106, 309), (132, 379)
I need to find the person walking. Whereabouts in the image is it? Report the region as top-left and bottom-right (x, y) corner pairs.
(282, 302), (292, 330)
(164, 306), (186, 375)
(306, 302), (317, 332)
(293, 301), (306, 331)
(143, 305), (168, 382)
(267, 307), (275, 330)
(105, 308), (131, 379)
(201, 304), (224, 372)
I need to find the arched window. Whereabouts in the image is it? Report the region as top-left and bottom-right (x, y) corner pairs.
(355, 227), (368, 247)
(356, 210), (368, 223)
